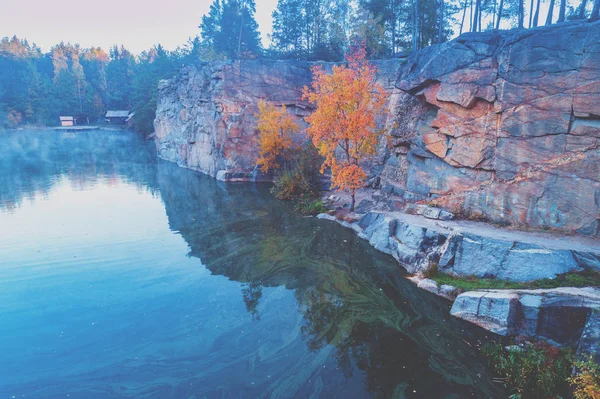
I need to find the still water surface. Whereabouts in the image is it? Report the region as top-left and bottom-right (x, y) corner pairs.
(0, 130), (505, 398)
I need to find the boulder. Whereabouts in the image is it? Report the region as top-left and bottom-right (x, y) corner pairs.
(452, 288), (600, 352)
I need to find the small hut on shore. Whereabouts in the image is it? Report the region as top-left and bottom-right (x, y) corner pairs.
(105, 111), (134, 124)
(59, 115), (90, 126)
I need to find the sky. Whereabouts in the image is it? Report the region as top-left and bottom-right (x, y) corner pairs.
(1, 0), (278, 54)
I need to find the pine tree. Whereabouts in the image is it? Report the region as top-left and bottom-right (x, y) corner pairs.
(106, 45), (135, 110)
(200, 0), (261, 59)
(592, 0), (600, 20)
(271, 0), (305, 56)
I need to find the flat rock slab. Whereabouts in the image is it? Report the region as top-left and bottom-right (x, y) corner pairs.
(451, 291), (521, 335)
(347, 210), (600, 281)
(452, 288), (600, 350)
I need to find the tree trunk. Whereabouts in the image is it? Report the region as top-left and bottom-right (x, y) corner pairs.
(391, 0), (397, 54)
(558, 0), (567, 21)
(496, 0), (504, 28)
(438, 0), (444, 43)
(529, 0), (535, 27)
(479, 2), (482, 30)
(519, 0), (525, 28)
(592, 0), (600, 19)
(546, 0), (556, 24)
(237, 0), (245, 59)
(469, 0), (474, 31)
(473, 0), (481, 31)
(460, 0), (468, 33)
(579, 0), (588, 18)
(533, 0), (541, 26)
(412, 0), (419, 50)
(350, 190), (356, 212)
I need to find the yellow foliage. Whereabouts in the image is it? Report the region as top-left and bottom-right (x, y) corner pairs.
(302, 45), (389, 210)
(255, 99), (299, 173)
(571, 356), (600, 399)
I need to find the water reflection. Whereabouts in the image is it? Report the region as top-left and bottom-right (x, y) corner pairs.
(0, 129), (504, 398)
(156, 163), (504, 398)
(0, 130), (159, 211)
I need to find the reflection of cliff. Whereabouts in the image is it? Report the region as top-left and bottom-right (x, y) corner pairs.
(156, 162), (506, 398)
(0, 130), (160, 210)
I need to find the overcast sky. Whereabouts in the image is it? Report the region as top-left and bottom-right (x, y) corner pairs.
(1, 0), (278, 54)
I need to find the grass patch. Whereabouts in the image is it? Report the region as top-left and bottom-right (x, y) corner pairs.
(295, 199), (328, 215)
(428, 268), (600, 291)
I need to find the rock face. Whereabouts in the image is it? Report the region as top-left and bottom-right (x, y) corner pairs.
(154, 60), (313, 180)
(154, 59), (399, 181)
(155, 21), (600, 235)
(385, 21), (600, 236)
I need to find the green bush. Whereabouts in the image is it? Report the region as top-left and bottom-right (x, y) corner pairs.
(271, 144), (322, 202)
(271, 168), (314, 200)
(481, 340), (572, 399)
(295, 199), (328, 215)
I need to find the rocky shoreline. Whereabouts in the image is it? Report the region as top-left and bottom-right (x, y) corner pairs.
(155, 20), (600, 238)
(153, 20), (600, 358)
(317, 209), (600, 358)
(317, 208), (600, 281)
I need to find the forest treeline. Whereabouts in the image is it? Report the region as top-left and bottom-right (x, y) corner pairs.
(0, 37), (197, 133)
(1, 0), (598, 132)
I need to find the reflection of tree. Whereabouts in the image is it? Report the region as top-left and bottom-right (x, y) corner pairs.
(241, 282), (263, 320)
(156, 165), (506, 398)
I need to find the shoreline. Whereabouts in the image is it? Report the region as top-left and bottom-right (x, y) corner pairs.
(0, 125), (132, 132)
(316, 209), (600, 358)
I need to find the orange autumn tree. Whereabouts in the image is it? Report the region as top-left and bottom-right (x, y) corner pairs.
(302, 45), (388, 211)
(255, 99), (299, 173)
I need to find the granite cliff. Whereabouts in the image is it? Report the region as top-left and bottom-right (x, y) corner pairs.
(154, 59), (399, 181)
(154, 20), (600, 237)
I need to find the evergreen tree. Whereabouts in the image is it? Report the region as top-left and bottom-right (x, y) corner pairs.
(200, 0), (262, 58)
(131, 45), (178, 134)
(271, 0), (305, 57)
(271, 0), (354, 60)
(80, 47), (110, 117)
(106, 45), (135, 109)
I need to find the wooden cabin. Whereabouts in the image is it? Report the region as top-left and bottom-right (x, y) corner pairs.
(105, 110), (134, 124)
(59, 115), (90, 127)
(59, 116), (74, 127)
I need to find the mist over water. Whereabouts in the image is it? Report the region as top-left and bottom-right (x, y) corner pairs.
(0, 129), (505, 398)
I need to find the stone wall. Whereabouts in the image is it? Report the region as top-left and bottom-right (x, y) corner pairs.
(154, 60), (314, 181)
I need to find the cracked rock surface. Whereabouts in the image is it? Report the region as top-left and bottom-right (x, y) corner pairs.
(155, 21), (600, 236)
(386, 20), (600, 236)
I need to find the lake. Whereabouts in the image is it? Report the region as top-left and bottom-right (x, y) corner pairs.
(0, 129), (505, 398)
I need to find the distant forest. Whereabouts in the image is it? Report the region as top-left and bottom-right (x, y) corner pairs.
(1, 0), (598, 133)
